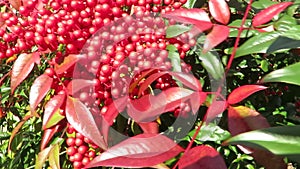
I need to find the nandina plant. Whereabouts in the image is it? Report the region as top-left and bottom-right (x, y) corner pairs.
(1, 0), (300, 169)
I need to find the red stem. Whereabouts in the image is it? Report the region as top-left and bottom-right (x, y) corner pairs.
(172, 1), (254, 168)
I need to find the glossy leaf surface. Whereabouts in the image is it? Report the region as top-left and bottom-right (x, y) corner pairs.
(178, 145), (227, 169)
(261, 62), (300, 86)
(11, 53), (40, 94)
(29, 74), (53, 113)
(209, 0), (230, 24)
(197, 51), (224, 79)
(253, 2), (293, 27)
(54, 54), (83, 74)
(227, 85), (267, 105)
(43, 93), (66, 129)
(86, 134), (184, 168)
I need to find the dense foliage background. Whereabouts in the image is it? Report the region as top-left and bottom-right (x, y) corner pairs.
(1, 0), (300, 169)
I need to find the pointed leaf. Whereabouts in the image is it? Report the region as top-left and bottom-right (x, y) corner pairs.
(41, 125), (61, 150)
(138, 72), (169, 97)
(66, 96), (108, 149)
(29, 74), (53, 114)
(129, 68), (158, 93)
(253, 2), (293, 27)
(203, 25), (229, 53)
(49, 144), (60, 169)
(128, 87), (201, 122)
(209, 0), (230, 24)
(86, 134), (184, 168)
(204, 100), (227, 123)
(178, 145), (227, 169)
(261, 62), (300, 86)
(54, 54), (83, 74)
(8, 114), (33, 152)
(235, 32), (280, 57)
(9, 0), (21, 10)
(163, 9), (213, 32)
(103, 96), (127, 125)
(227, 85), (268, 105)
(11, 53), (40, 94)
(228, 106), (270, 136)
(43, 93), (66, 130)
(166, 25), (191, 38)
(225, 125), (300, 156)
(267, 36), (300, 53)
(197, 51), (225, 79)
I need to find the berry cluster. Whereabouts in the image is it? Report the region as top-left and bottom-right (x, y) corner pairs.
(66, 125), (99, 169)
(0, 0), (187, 59)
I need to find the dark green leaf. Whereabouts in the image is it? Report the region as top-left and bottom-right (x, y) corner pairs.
(261, 62), (300, 86)
(267, 36), (300, 53)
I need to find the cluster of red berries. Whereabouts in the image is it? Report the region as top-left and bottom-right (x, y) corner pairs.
(264, 85), (289, 96)
(66, 124), (99, 169)
(0, 0), (187, 59)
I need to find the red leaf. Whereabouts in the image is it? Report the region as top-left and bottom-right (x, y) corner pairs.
(208, 0), (230, 24)
(9, 0), (21, 10)
(163, 9), (213, 32)
(42, 93), (66, 130)
(138, 71), (169, 97)
(228, 106), (270, 136)
(103, 96), (127, 125)
(128, 87), (200, 122)
(54, 54), (83, 74)
(138, 122), (159, 134)
(29, 74), (53, 115)
(204, 100), (227, 123)
(252, 2), (293, 27)
(66, 96), (108, 150)
(66, 79), (95, 95)
(40, 125), (61, 150)
(227, 85), (267, 105)
(129, 68), (158, 93)
(203, 25), (229, 53)
(178, 145), (227, 169)
(86, 134), (184, 168)
(11, 53), (40, 94)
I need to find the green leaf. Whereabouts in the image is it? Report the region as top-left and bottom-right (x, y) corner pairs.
(235, 32), (280, 57)
(167, 45), (182, 72)
(225, 125), (300, 162)
(183, 0), (197, 8)
(197, 51), (224, 79)
(260, 60), (269, 72)
(252, 0), (277, 9)
(261, 62), (300, 86)
(228, 19), (258, 38)
(35, 146), (53, 169)
(49, 144), (60, 169)
(267, 36), (300, 53)
(281, 25), (300, 40)
(274, 14), (297, 32)
(166, 25), (191, 38)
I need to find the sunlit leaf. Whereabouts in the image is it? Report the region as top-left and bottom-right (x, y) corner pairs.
(86, 134), (184, 168)
(138, 122), (159, 134)
(128, 87), (201, 122)
(67, 79), (95, 95)
(252, 2), (293, 27)
(11, 53), (40, 94)
(35, 145), (53, 169)
(228, 106), (270, 136)
(49, 144), (60, 169)
(29, 74), (53, 115)
(204, 100), (227, 123)
(66, 97), (108, 149)
(208, 0), (230, 24)
(203, 25), (229, 53)
(43, 93), (66, 130)
(183, 0), (197, 8)
(261, 62), (300, 86)
(103, 96), (127, 125)
(54, 54), (83, 74)
(41, 125), (61, 150)
(163, 9), (212, 32)
(178, 145), (227, 169)
(235, 32), (280, 57)
(225, 125), (300, 162)
(227, 85), (267, 105)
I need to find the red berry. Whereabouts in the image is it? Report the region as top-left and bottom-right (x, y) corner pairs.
(66, 146), (77, 156)
(78, 145), (88, 154)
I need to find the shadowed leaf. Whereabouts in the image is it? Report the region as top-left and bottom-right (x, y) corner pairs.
(203, 25), (229, 53)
